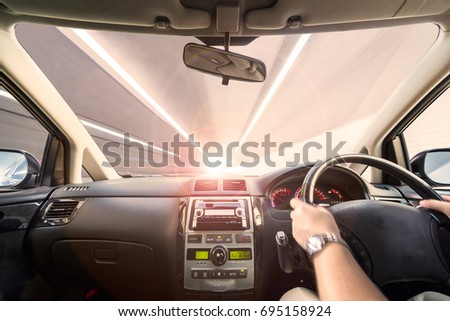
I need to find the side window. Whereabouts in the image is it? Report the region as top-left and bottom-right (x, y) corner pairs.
(403, 86), (450, 186)
(403, 88), (450, 159)
(0, 86), (50, 187)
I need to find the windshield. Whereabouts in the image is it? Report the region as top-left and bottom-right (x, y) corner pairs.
(16, 23), (438, 176)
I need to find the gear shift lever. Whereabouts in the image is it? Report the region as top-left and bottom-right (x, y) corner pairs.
(276, 231), (294, 273)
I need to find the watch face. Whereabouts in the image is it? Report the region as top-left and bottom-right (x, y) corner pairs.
(306, 233), (348, 257)
(310, 236), (322, 249)
(307, 235), (324, 255)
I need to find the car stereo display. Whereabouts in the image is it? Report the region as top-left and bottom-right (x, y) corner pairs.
(194, 250), (209, 260)
(229, 249), (252, 260)
(187, 248), (252, 261)
(190, 199), (248, 230)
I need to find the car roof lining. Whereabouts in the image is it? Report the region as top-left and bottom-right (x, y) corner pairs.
(2, 0), (450, 34)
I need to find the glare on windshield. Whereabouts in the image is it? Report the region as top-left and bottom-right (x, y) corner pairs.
(16, 23), (438, 176)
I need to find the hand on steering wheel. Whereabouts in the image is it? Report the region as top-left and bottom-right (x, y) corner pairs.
(290, 198), (339, 249)
(421, 195), (450, 218)
(293, 154), (450, 287)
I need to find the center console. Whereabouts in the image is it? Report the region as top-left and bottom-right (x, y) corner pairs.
(184, 197), (254, 292)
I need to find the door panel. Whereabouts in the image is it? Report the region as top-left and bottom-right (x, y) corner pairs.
(0, 187), (54, 299)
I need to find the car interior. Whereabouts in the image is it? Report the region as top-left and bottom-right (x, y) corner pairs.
(1, 0), (450, 301)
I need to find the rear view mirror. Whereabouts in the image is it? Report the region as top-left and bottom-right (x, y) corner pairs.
(0, 149), (40, 188)
(183, 43), (266, 85)
(411, 148), (450, 185)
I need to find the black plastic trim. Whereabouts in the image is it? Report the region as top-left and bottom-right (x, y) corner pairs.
(0, 186), (55, 206)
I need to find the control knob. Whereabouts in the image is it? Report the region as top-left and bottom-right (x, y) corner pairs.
(210, 245), (228, 266)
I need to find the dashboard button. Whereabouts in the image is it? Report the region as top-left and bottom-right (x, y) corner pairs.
(228, 271), (238, 278)
(191, 269), (210, 279)
(187, 234), (202, 243)
(237, 269), (247, 278)
(236, 234), (251, 243)
(211, 270), (227, 279)
(191, 270), (200, 279)
(200, 270), (210, 279)
(206, 234), (232, 243)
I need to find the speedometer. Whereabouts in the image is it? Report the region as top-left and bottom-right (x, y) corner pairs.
(294, 187), (329, 206)
(328, 188), (344, 205)
(270, 187), (292, 208)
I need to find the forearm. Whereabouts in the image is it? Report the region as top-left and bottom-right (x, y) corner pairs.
(313, 243), (387, 301)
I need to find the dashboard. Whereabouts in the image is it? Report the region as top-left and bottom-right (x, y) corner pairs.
(24, 165), (405, 300)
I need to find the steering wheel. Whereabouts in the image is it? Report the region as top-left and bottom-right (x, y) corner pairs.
(300, 154), (450, 287)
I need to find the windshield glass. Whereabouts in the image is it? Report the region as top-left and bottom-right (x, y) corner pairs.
(16, 23), (438, 176)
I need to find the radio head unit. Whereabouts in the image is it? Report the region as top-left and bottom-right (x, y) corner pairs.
(190, 199), (249, 231)
(184, 197), (255, 292)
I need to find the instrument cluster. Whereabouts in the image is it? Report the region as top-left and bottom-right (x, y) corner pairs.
(268, 167), (367, 210)
(270, 184), (348, 209)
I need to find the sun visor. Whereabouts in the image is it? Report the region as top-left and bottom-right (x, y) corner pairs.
(2, 0), (211, 29)
(245, 0), (450, 30)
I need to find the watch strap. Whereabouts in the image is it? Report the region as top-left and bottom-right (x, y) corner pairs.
(306, 232), (351, 258)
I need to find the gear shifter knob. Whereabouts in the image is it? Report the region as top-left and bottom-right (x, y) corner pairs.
(276, 231), (294, 273)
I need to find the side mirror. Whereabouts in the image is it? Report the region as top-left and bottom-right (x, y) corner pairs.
(0, 149), (40, 188)
(410, 148), (450, 186)
(183, 43), (266, 85)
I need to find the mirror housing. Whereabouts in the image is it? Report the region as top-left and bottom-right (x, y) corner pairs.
(411, 148), (450, 186)
(183, 43), (266, 85)
(0, 149), (40, 188)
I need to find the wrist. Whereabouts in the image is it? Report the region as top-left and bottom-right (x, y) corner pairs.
(305, 232), (351, 259)
(312, 242), (352, 265)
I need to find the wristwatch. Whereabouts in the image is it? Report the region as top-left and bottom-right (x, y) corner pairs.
(306, 232), (351, 258)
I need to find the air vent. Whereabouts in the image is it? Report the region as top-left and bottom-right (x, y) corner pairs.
(374, 197), (409, 205)
(42, 199), (84, 225)
(381, 198), (408, 204)
(372, 184), (390, 191)
(223, 179), (247, 191)
(64, 186), (89, 192)
(194, 179), (218, 191)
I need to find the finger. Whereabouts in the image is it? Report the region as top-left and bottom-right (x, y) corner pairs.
(290, 199), (311, 218)
(290, 198), (301, 209)
(442, 195), (450, 202)
(290, 198), (318, 213)
(290, 210), (297, 221)
(420, 199), (450, 214)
